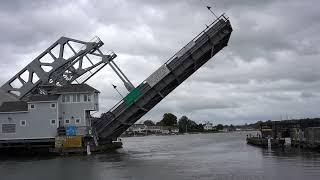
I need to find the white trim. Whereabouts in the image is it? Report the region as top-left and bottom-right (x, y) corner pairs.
(20, 120), (26, 127)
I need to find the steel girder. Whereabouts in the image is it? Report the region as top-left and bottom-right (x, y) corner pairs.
(1, 36), (117, 99)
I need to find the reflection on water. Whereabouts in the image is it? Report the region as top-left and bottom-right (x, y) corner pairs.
(1, 132), (320, 180)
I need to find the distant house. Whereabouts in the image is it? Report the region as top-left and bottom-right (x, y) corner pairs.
(127, 124), (146, 133)
(161, 126), (179, 134)
(124, 125), (179, 135)
(171, 127), (179, 134)
(204, 122), (214, 131)
(145, 126), (162, 133)
(0, 84), (99, 141)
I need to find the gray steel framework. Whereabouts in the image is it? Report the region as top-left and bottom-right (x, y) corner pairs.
(93, 14), (233, 143)
(0, 13), (232, 146)
(1, 36), (133, 100)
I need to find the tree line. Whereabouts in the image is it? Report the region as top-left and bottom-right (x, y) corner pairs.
(96, 112), (260, 133)
(142, 113), (227, 133)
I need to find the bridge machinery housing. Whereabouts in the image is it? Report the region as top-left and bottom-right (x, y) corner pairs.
(0, 14), (232, 153)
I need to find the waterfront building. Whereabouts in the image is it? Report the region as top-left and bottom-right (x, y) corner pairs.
(145, 126), (162, 133)
(127, 124), (146, 133)
(204, 122), (214, 131)
(124, 125), (179, 135)
(0, 84), (99, 143)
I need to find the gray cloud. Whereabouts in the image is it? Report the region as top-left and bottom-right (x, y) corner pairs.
(1, 0), (320, 125)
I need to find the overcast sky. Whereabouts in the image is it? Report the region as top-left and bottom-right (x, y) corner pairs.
(1, 0), (320, 125)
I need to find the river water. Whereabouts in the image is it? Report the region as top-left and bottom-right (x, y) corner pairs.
(1, 132), (320, 180)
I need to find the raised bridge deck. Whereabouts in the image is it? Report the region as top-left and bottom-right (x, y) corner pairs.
(93, 14), (233, 144)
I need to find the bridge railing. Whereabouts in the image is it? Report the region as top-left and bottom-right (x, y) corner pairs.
(165, 13), (228, 65)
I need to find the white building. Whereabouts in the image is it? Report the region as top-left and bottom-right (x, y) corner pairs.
(204, 122), (214, 131)
(0, 84), (99, 142)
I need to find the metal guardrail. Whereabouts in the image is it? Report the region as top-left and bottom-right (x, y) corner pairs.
(165, 13), (228, 65)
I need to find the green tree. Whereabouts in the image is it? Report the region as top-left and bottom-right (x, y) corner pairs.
(143, 120), (155, 126)
(229, 124), (235, 131)
(197, 123), (204, 132)
(216, 124), (224, 130)
(178, 116), (189, 133)
(156, 121), (162, 126)
(178, 116), (204, 133)
(159, 113), (177, 126)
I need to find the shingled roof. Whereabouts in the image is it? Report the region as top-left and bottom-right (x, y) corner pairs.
(50, 84), (100, 94)
(28, 94), (60, 102)
(0, 101), (28, 112)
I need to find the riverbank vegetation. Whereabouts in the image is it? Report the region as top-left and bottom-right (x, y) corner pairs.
(140, 113), (259, 133)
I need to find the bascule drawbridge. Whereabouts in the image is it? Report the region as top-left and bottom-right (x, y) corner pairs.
(0, 14), (232, 145)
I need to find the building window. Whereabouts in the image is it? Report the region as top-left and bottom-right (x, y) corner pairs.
(76, 94), (80, 102)
(70, 94), (81, 103)
(65, 119), (70, 124)
(50, 103), (56, 108)
(30, 104), (35, 109)
(83, 94), (91, 102)
(75, 118), (81, 124)
(62, 95), (70, 103)
(2, 124), (16, 133)
(72, 94), (77, 102)
(20, 120), (26, 127)
(51, 119), (56, 125)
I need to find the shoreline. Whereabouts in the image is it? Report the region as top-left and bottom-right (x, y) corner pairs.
(121, 130), (258, 138)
